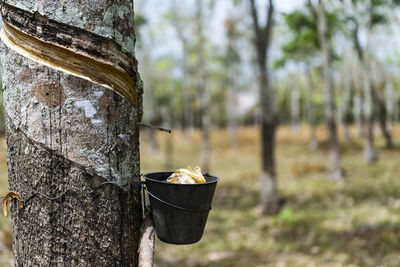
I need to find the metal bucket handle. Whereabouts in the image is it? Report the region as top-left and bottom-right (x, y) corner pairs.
(145, 188), (212, 213)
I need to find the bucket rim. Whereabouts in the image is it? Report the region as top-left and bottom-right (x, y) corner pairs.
(143, 171), (220, 186)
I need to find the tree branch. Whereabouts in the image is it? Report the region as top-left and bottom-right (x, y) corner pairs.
(249, 0), (275, 68)
(264, 0), (275, 50)
(249, 0), (262, 49)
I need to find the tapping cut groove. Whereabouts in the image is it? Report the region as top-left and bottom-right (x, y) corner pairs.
(0, 3), (138, 108)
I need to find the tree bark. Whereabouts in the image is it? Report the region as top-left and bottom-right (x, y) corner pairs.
(249, 0), (281, 215)
(0, 1), (143, 266)
(374, 88), (394, 149)
(354, 90), (364, 138)
(196, 1), (211, 173)
(349, 0), (377, 162)
(305, 67), (318, 150)
(290, 86), (300, 132)
(370, 62), (394, 149)
(225, 18), (239, 150)
(342, 67), (353, 143)
(313, 0), (343, 180)
(360, 1), (378, 162)
(385, 77), (397, 132)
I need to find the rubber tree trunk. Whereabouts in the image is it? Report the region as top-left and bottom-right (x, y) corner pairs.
(360, 4), (378, 163)
(362, 71), (377, 162)
(374, 88), (394, 149)
(259, 72), (280, 214)
(0, 1), (143, 266)
(305, 69), (318, 150)
(226, 87), (238, 150)
(354, 90), (364, 138)
(342, 67), (353, 142)
(290, 87), (300, 132)
(385, 78), (396, 132)
(249, 0), (281, 215)
(370, 62), (394, 148)
(349, 0), (377, 162)
(196, 1), (211, 173)
(315, 0), (343, 180)
(225, 18), (239, 150)
(180, 39), (194, 138)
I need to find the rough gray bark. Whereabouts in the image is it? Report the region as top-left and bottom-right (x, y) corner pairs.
(196, 1), (211, 173)
(354, 89), (364, 138)
(374, 86), (394, 149)
(385, 77), (397, 131)
(312, 0), (343, 180)
(225, 18), (239, 150)
(249, 0), (281, 215)
(360, 1), (378, 162)
(342, 64), (353, 142)
(290, 86), (300, 132)
(371, 62), (394, 149)
(349, 0), (377, 162)
(305, 69), (318, 150)
(0, 1), (143, 266)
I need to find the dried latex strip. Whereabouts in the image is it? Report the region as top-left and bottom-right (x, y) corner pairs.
(0, 2), (138, 108)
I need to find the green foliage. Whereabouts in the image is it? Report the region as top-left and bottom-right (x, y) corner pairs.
(275, 6), (340, 68)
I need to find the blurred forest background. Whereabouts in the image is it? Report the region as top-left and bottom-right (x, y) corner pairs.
(0, 0), (400, 266)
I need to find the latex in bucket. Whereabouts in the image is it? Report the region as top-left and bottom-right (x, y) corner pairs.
(144, 172), (219, 245)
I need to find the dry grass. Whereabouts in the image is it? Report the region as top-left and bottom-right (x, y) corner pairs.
(142, 125), (400, 267)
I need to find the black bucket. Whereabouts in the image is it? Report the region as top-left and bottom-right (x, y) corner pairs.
(143, 172), (219, 245)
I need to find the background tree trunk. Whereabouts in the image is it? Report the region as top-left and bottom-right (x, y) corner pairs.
(385, 77), (397, 132)
(249, 0), (281, 215)
(305, 69), (318, 150)
(349, 0), (378, 162)
(290, 86), (300, 132)
(354, 90), (364, 138)
(342, 65), (353, 142)
(196, 1), (211, 173)
(374, 88), (394, 148)
(0, 1), (142, 266)
(360, 1), (378, 162)
(225, 17), (239, 150)
(370, 61), (394, 148)
(314, 0), (343, 180)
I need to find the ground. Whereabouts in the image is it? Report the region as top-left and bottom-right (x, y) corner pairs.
(0, 125), (399, 266)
